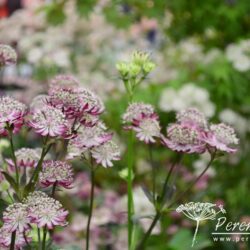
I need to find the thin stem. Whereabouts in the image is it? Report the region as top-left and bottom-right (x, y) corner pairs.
(148, 144), (156, 204)
(86, 169), (95, 250)
(42, 226), (47, 250)
(136, 156), (182, 250)
(192, 220), (200, 247)
(10, 231), (16, 250)
(8, 127), (19, 187)
(26, 136), (51, 194)
(127, 129), (135, 249)
(52, 181), (57, 197)
(168, 152), (216, 208)
(37, 227), (41, 250)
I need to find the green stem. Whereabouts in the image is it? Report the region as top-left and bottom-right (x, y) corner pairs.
(37, 227), (41, 250)
(25, 136), (51, 194)
(136, 153), (215, 250)
(8, 128), (19, 188)
(52, 181), (57, 197)
(148, 145), (156, 205)
(86, 169), (95, 250)
(10, 231), (16, 250)
(42, 226), (47, 250)
(127, 129), (135, 249)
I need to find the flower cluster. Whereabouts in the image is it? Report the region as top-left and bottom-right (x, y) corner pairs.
(68, 122), (120, 168)
(116, 51), (156, 78)
(123, 102), (161, 144)
(6, 147), (41, 168)
(0, 96), (27, 136)
(40, 160), (74, 188)
(162, 108), (238, 154)
(0, 44), (17, 67)
(0, 191), (67, 249)
(25, 191), (68, 229)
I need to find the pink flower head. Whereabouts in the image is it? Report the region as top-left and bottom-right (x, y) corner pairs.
(48, 88), (82, 119)
(6, 147), (41, 168)
(0, 227), (30, 249)
(0, 96), (27, 136)
(79, 112), (99, 127)
(27, 105), (70, 137)
(48, 87), (104, 119)
(49, 74), (80, 91)
(176, 108), (208, 130)
(78, 87), (105, 115)
(91, 140), (120, 168)
(203, 123), (239, 153)
(162, 123), (206, 154)
(25, 191), (68, 230)
(40, 160), (74, 188)
(132, 114), (161, 143)
(3, 203), (30, 233)
(122, 102), (155, 124)
(69, 122), (112, 151)
(0, 44), (17, 67)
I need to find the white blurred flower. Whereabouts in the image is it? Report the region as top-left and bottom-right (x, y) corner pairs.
(159, 83), (215, 117)
(219, 109), (249, 135)
(226, 40), (250, 72)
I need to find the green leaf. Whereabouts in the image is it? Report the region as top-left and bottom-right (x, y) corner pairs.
(1, 171), (18, 193)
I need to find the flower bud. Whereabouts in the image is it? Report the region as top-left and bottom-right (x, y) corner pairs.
(143, 61), (156, 74)
(116, 62), (129, 76)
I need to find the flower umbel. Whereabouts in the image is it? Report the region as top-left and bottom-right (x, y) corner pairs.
(162, 123), (206, 153)
(25, 191), (68, 229)
(132, 116), (161, 144)
(40, 160), (74, 188)
(3, 203), (30, 233)
(91, 140), (120, 168)
(0, 96), (27, 136)
(176, 108), (208, 130)
(28, 105), (69, 137)
(203, 123), (239, 153)
(122, 102), (155, 124)
(6, 147), (41, 168)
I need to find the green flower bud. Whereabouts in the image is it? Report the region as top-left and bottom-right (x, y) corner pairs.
(116, 62), (129, 76)
(132, 51), (149, 66)
(143, 61), (156, 73)
(129, 63), (141, 77)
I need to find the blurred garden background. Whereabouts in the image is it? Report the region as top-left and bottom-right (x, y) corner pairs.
(0, 0), (250, 249)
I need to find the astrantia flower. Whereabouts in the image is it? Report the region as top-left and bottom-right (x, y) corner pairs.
(3, 203), (30, 233)
(27, 106), (69, 137)
(40, 160), (74, 188)
(132, 116), (161, 143)
(0, 96), (27, 136)
(49, 74), (80, 91)
(203, 123), (239, 153)
(176, 108), (208, 130)
(48, 88), (82, 119)
(79, 112), (99, 127)
(162, 123), (206, 153)
(122, 102), (155, 124)
(6, 148), (41, 168)
(70, 122), (112, 150)
(25, 191), (68, 229)
(91, 140), (120, 167)
(0, 44), (17, 67)
(78, 87), (105, 115)
(0, 227), (29, 249)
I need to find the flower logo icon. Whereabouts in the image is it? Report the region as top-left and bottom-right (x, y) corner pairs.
(176, 202), (226, 247)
